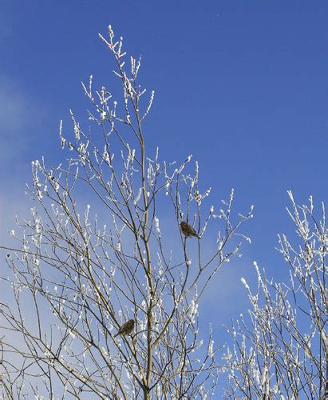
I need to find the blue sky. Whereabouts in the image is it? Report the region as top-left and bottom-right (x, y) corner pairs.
(0, 0), (327, 389)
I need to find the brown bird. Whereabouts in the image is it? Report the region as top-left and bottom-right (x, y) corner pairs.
(114, 319), (135, 338)
(180, 221), (200, 239)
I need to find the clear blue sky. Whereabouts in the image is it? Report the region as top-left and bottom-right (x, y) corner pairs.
(0, 0), (327, 368)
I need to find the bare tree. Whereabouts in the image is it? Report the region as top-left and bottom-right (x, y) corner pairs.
(223, 191), (327, 399)
(0, 26), (252, 399)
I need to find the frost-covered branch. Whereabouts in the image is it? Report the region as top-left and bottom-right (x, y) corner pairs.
(0, 26), (250, 399)
(223, 193), (328, 399)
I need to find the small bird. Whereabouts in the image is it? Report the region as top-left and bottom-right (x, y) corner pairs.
(114, 319), (135, 338)
(180, 221), (200, 239)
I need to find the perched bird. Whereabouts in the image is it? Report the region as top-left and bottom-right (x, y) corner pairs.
(180, 221), (200, 239)
(114, 319), (135, 338)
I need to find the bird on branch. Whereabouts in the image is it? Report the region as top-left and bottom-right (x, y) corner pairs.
(114, 319), (135, 338)
(180, 221), (200, 239)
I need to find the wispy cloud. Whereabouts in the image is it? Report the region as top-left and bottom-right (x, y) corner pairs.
(0, 76), (43, 161)
(0, 73), (49, 247)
